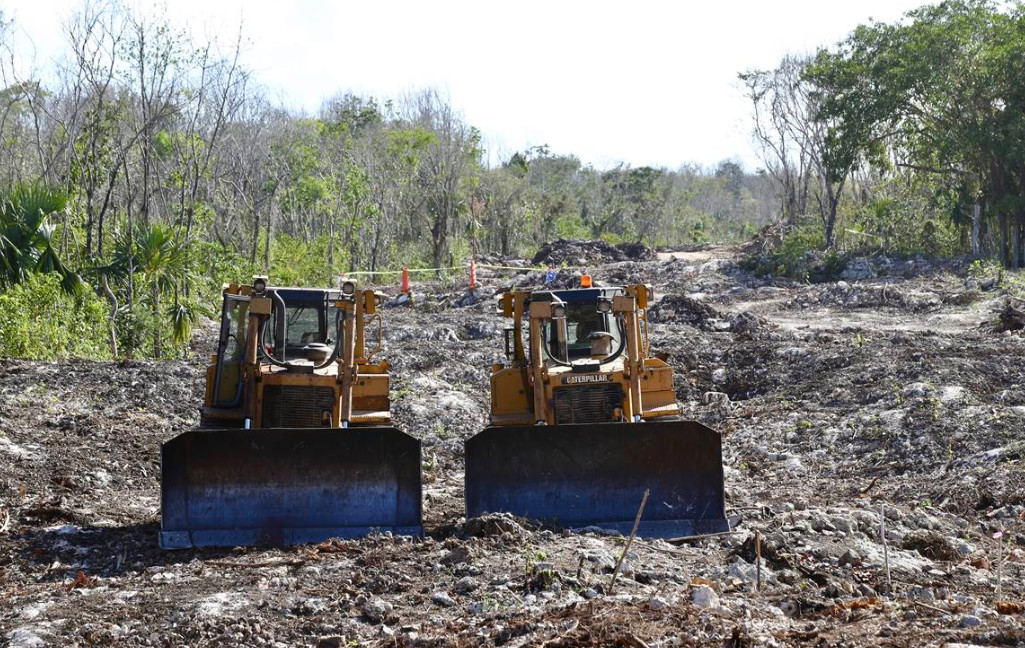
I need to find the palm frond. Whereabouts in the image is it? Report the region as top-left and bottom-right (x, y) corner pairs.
(169, 301), (199, 346)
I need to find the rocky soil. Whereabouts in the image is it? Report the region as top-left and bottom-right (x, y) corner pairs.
(2, 241), (1025, 647)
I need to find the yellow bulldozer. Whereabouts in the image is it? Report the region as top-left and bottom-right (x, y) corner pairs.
(160, 277), (422, 548)
(464, 280), (728, 538)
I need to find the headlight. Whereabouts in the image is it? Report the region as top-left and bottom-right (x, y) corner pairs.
(551, 303), (566, 319)
(341, 281), (356, 295)
(596, 298), (612, 313)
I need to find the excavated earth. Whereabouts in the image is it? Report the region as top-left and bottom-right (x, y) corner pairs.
(2, 243), (1025, 647)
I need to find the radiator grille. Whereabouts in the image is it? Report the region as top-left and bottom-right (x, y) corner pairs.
(262, 386), (336, 428)
(552, 383), (624, 424)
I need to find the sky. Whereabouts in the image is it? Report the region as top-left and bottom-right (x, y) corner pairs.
(4, 0), (927, 171)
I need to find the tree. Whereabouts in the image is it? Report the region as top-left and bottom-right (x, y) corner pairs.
(807, 0), (1025, 263)
(741, 57), (814, 228)
(404, 89), (481, 273)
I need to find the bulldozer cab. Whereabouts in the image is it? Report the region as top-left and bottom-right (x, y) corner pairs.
(537, 288), (625, 362)
(211, 287), (343, 412)
(264, 288), (339, 362)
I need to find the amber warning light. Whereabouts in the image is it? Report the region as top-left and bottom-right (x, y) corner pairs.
(580, 275), (592, 288)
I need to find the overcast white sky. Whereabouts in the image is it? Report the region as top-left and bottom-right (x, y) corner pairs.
(4, 0), (926, 170)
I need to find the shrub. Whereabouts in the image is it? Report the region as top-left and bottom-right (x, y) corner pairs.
(742, 222), (848, 281)
(0, 272), (112, 359)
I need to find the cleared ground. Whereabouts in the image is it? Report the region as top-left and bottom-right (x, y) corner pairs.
(2, 241), (1024, 647)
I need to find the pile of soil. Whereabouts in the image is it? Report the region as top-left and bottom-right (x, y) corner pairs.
(531, 239), (656, 266)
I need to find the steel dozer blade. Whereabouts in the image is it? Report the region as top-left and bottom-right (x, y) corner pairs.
(160, 427), (422, 549)
(465, 420), (727, 539)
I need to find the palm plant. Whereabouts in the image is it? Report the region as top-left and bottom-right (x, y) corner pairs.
(113, 222), (196, 357)
(0, 183), (81, 294)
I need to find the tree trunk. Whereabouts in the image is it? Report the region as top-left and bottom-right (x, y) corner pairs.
(152, 284), (161, 358)
(263, 206), (273, 270)
(999, 211), (1009, 267)
(101, 273), (118, 358)
(327, 212), (335, 271)
(971, 202), (981, 257)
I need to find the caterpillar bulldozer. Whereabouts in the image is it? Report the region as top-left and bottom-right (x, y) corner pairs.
(465, 280), (728, 538)
(160, 277), (422, 549)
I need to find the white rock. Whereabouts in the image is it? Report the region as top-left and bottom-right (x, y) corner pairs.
(0, 437), (44, 462)
(17, 605), (46, 620)
(902, 382), (935, 398)
(431, 591), (456, 608)
(938, 386), (966, 404)
(778, 347), (810, 361)
(728, 558), (774, 585)
(691, 585), (719, 609)
(410, 376), (452, 392)
(648, 596), (669, 610)
(437, 390), (477, 413)
(6, 628), (46, 648)
(196, 592), (244, 617)
(361, 598), (393, 623)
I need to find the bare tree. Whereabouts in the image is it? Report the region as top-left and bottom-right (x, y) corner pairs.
(741, 56), (814, 228)
(402, 89), (480, 273)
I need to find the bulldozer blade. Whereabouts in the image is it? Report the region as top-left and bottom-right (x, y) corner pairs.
(160, 427), (422, 549)
(465, 420), (727, 539)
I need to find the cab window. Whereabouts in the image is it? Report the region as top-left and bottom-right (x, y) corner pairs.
(548, 303), (610, 359)
(268, 300), (337, 361)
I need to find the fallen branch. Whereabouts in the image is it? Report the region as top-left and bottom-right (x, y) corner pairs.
(996, 601), (1025, 614)
(205, 559), (306, 569)
(537, 619), (580, 648)
(995, 529), (1005, 601)
(610, 489), (649, 594)
(755, 530), (762, 593)
(880, 503), (892, 590)
(618, 633), (651, 648)
(857, 477), (879, 498)
(909, 599), (949, 615)
(666, 530), (738, 545)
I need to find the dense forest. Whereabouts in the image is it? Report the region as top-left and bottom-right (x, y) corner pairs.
(0, 0), (1022, 358)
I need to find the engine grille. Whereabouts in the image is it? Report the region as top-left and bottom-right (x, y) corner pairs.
(262, 385), (336, 428)
(552, 383), (624, 424)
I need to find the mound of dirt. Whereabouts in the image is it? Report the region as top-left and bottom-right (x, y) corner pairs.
(648, 294), (722, 327)
(648, 295), (768, 338)
(531, 239), (656, 266)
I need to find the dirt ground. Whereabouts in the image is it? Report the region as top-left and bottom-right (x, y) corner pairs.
(2, 243), (1025, 647)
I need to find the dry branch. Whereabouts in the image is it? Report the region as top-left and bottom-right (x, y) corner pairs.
(610, 489), (649, 594)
